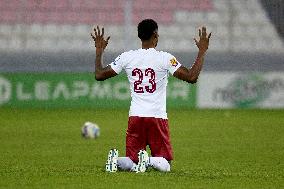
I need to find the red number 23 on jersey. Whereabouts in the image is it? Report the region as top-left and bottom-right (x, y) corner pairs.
(132, 68), (156, 93)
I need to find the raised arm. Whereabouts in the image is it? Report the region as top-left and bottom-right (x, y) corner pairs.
(173, 27), (211, 84)
(91, 26), (117, 81)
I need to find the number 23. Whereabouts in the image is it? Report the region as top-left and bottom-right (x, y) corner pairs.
(132, 68), (156, 93)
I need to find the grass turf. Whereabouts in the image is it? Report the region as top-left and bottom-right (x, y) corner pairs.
(0, 108), (283, 188)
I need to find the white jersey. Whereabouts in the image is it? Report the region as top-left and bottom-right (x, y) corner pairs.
(109, 48), (181, 119)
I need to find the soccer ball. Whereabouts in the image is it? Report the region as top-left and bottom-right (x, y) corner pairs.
(81, 121), (100, 139)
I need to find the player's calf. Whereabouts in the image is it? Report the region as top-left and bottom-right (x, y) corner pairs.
(148, 157), (171, 172)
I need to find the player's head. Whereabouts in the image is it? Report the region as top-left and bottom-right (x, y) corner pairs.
(138, 19), (159, 47)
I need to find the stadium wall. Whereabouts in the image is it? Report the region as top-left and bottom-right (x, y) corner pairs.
(1, 71), (284, 109)
(0, 51), (284, 109)
(1, 51), (284, 72)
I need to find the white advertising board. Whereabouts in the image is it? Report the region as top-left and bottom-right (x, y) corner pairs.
(198, 72), (284, 108)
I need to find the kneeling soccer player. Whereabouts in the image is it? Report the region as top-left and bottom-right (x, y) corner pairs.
(90, 19), (211, 172)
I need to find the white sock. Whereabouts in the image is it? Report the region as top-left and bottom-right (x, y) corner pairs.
(148, 157), (171, 172)
(117, 157), (137, 171)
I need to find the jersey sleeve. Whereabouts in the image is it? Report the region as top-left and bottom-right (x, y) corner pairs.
(164, 53), (182, 75)
(109, 53), (126, 74)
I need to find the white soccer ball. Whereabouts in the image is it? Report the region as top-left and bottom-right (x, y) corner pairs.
(81, 121), (100, 139)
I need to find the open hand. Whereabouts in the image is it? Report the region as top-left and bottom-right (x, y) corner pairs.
(91, 26), (110, 52)
(194, 27), (211, 54)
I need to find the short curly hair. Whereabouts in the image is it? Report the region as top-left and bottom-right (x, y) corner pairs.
(137, 19), (158, 41)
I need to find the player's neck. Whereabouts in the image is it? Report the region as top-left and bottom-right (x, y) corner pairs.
(141, 41), (155, 49)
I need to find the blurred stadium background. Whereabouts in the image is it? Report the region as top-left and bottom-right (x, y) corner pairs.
(0, 0), (283, 109)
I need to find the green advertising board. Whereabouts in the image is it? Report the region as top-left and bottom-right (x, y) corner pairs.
(0, 73), (196, 108)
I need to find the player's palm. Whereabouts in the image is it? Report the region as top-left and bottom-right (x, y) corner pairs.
(91, 26), (110, 51)
(194, 27), (211, 53)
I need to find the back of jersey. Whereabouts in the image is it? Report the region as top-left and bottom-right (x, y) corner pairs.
(109, 48), (181, 119)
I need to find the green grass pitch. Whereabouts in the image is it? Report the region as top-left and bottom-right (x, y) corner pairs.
(0, 108), (283, 188)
